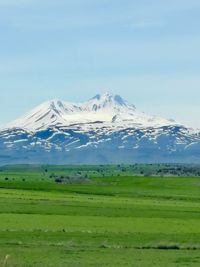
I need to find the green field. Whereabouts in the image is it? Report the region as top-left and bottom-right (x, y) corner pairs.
(0, 165), (200, 266)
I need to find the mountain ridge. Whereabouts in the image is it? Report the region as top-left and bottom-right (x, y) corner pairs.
(0, 92), (199, 165)
(5, 93), (178, 132)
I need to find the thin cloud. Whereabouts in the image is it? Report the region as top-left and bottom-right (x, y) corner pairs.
(0, 0), (33, 6)
(129, 20), (165, 29)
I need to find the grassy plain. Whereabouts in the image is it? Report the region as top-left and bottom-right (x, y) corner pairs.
(0, 165), (200, 266)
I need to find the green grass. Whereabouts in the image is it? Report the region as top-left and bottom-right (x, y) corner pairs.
(0, 166), (200, 266)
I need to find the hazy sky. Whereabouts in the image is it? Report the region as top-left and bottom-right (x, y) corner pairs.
(0, 0), (200, 128)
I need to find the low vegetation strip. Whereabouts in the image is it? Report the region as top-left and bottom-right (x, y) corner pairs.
(0, 165), (200, 266)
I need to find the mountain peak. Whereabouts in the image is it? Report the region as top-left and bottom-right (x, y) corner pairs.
(47, 99), (65, 110)
(89, 92), (130, 108)
(5, 92), (177, 131)
(91, 92), (115, 101)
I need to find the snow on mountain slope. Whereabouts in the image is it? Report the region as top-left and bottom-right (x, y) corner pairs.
(1, 92), (200, 164)
(6, 93), (178, 131)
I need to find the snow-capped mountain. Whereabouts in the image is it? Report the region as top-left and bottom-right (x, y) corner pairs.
(6, 92), (176, 131)
(0, 93), (200, 164)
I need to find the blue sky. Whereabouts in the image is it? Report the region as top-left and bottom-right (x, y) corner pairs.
(0, 0), (200, 128)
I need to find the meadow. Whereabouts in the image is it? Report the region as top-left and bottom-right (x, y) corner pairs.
(0, 165), (200, 266)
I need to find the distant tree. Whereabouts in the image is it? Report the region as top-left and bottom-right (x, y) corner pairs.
(55, 178), (63, 183)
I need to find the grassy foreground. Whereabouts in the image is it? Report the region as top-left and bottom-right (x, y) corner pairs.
(0, 166), (200, 266)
